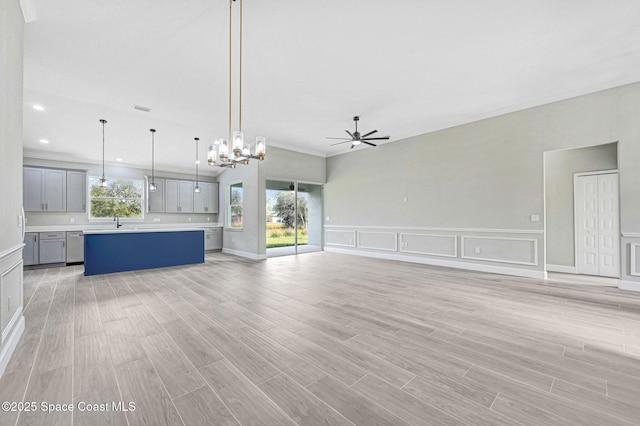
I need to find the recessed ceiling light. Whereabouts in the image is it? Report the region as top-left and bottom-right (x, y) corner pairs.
(116, 158), (123, 162)
(39, 139), (49, 144)
(33, 105), (45, 111)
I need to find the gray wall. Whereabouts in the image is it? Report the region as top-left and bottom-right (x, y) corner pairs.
(325, 82), (640, 282)
(217, 161), (260, 256)
(0, 0), (24, 253)
(545, 143), (618, 267)
(216, 146), (326, 258)
(23, 158), (218, 226)
(258, 146), (326, 257)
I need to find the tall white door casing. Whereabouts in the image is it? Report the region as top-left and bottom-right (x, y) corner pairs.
(575, 173), (619, 278)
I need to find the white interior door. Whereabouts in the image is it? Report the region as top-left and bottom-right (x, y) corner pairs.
(575, 173), (619, 277)
(597, 174), (619, 277)
(576, 175), (599, 275)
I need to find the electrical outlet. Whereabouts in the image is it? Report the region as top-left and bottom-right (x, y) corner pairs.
(326, 216), (330, 221)
(188, 217), (192, 222)
(475, 247), (481, 254)
(530, 214), (540, 222)
(207, 217), (210, 221)
(18, 215), (22, 227)
(403, 196), (408, 202)
(69, 217), (75, 223)
(153, 218), (160, 222)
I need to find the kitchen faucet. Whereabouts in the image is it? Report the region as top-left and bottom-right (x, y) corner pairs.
(114, 215), (122, 228)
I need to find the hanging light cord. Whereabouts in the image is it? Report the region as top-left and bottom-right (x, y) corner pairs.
(195, 138), (199, 187)
(151, 129), (155, 183)
(100, 119), (107, 180)
(239, 0), (243, 132)
(228, 0), (233, 140)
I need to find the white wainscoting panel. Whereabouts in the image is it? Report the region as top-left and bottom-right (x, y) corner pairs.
(400, 233), (457, 258)
(1, 260), (23, 344)
(631, 243), (640, 277)
(461, 236), (538, 266)
(357, 231), (397, 252)
(325, 230), (356, 247)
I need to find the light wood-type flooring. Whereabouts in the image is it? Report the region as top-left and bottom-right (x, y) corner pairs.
(2, 252), (640, 425)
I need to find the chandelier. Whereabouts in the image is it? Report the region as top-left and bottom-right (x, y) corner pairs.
(208, 0), (266, 169)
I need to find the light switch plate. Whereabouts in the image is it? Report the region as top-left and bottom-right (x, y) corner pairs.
(154, 218), (160, 222)
(530, 214), (540, 222)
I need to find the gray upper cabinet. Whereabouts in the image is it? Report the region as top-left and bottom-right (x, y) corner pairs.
(165, 179), (194, 213)
(23, 167), (67, 211)
(148, 178), (165, 213)
(194, 182), (219, 213)
(23, 168), (45, 211)
(165, 179), (180, 213)
(179, 180), (194, 213)
(66, 170), (86, 212)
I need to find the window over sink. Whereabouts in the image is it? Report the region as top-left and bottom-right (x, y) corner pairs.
(89, 177), (144, 220)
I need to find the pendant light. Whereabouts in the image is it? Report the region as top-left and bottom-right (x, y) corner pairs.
(194, 137), (201, 193)
(149, 129), (157, 192)
(99, 119), (108, 187)
(208, 0), (266, 168)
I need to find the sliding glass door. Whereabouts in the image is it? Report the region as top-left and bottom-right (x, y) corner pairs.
(266, 180), (322, 257)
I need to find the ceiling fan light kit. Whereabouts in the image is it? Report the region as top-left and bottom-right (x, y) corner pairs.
(327, 116), (390, 149)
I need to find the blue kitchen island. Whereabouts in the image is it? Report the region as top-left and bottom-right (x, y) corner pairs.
(84, 228), (205, 276)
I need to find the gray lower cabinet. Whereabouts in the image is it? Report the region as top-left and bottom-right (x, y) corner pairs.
(39, 232), (66, 264)
(204, 227), (222, 250)
(148, 178), (165, 212)
(23, 233), (39, 266)
(66, 170), (86, 212)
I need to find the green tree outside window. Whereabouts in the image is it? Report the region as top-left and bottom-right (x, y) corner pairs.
(89, 177), (143, 219)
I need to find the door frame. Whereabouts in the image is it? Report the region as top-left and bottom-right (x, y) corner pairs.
(265, 178), (324, 256)
(573, 169), (619, 276)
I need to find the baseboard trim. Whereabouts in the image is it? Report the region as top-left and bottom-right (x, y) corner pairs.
(324, 247), (546, 279)
(222, 248), (265, 260)
(618, 280), (640, 292)
(0, 314), (25, 378)
(546, 264), (577, 274)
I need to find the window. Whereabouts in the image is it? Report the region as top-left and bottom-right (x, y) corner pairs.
(228, 181), (243, 228)
(89, 177), (144, 220)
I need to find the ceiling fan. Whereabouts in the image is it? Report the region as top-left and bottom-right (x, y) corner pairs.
(327, 116), (390, 149)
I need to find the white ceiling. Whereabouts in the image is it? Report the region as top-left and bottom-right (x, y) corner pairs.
(22, 0), (640, 175)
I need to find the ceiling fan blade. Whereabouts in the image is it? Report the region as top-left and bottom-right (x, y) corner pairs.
(326, 137), (352, 140)
(345, 130), (355, 139)
(330, 140), (353, 146)
(362, 136), (390, 141)
(362, 141), (377, 147)
(361, 130), (378, 138)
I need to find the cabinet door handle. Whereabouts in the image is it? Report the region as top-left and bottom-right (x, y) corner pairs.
(41, 203), (44, 210)
(46, 203), (48, 210)
(63, 241), (65, 248)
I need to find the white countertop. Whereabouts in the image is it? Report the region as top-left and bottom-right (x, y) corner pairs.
(83, 227), (208, 235)
(26, 223), (223, 233)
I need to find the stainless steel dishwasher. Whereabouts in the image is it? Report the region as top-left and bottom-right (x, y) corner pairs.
(66, 231), (84, 263)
